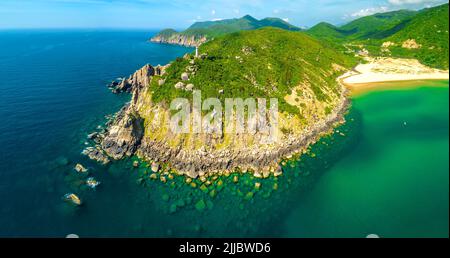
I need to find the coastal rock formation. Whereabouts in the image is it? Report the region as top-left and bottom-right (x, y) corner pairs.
(98, 28), (355, 178)
(150, 33), (207, 47)
(149, 15), (302, 47)
(110, 64), (168, 93)
(100, 67), (349, 178)
(101, 106), (144, 159)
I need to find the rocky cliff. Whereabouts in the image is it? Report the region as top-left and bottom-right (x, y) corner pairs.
(150, 33), (207, 47)
(149, 15), (302, 47)
(96, 62), (349, 178)
(109, 64), (167, 93)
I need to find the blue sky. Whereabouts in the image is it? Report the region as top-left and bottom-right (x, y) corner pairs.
(0, 0), (447, 29)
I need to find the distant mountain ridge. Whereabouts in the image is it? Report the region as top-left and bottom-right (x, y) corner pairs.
(150, 15), (301, 47)
(150, 3), (448, 68)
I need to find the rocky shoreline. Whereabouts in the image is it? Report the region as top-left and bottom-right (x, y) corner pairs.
(88, 64), (350, 179)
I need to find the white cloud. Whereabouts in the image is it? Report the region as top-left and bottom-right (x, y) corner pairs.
(350, 6), (389, 18)
(273, 9), (280, 14)
(211, 9), (216, 15)
(388, 0), (444, 5)
(283, 18), (289, 22)
(233, 9), (240, 14)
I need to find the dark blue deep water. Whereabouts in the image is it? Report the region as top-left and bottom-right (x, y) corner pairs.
(0, 30), (193, 236)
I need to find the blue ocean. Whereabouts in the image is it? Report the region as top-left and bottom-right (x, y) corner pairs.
(0, 30), (447, 237)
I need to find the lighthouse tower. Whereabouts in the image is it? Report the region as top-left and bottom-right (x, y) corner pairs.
(195, 45), (199, 58)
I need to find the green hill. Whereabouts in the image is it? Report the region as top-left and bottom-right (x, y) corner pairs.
(258, 17), (302, 31)
(341, 10), (417, 40)
(384, 3), (449, 69)
(150, 27), (356, 115)
(307, 22), (350, 42)
(106, 27), (358, 176)
(307, 3), (449, 69)
(151, 15), (301, 46)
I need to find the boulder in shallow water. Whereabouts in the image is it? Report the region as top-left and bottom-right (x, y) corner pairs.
(169, 204), (177, 214)
(82, 147), (110, 165)
(64, 193), (82, 206)
(74, 164), (88, 173)
(55, 157), (69, 166)
(151, 162), (160, 173)
(86, 177), (100, 189)
(87, 132), (98, 140)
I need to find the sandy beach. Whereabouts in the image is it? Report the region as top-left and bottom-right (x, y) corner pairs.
(341, 57), (449, 94)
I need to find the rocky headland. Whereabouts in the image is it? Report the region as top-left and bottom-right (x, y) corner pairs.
(88, 28), (356, 179)
(89, 65), (350, 178)
(149, 15), (302, 47)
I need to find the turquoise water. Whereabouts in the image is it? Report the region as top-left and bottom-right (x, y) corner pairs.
(0, 30), (448, 237)
(284, 85), (449, 238)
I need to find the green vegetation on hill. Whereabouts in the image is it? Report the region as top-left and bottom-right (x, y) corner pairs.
(156, 29), (178, 37)
(150, 27), (356, 115)
(385, 4), (449, 69)
(307, 10), (417, 41)
(340, 10), (417, 40)
(307, 3), (449, 69)
(307, 22), (350, 42)
(153, 15), (301, 40)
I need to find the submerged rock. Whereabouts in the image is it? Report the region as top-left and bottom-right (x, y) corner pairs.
(209, 189), (217, 198)
(151, 162), (160, 173)
(55, 156), (69, 166)
(244, 191), (254, 200)
(86, 177), (100, 189)
(82, 147), (110, 165)
(87, 132), (99, 140)
(169, 204), (177, 214)
(195, 199), (206, 212)
(199, 184), (209, 193)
